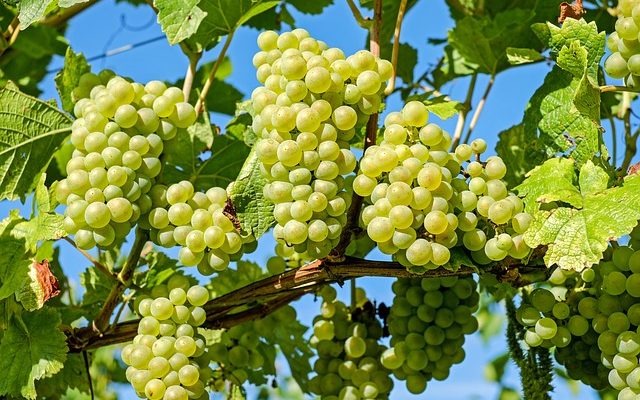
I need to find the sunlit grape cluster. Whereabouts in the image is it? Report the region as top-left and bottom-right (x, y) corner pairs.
(251, 29), (391, 259)
(147, 180), (254, 275)
(604, 0), (640, 87)
(308, 286), (394, 399)
(57, 71), (196, 249)
(121, 275), (210, 400)
(353, 101), (531, 272)
(515, 227), (640, 398)
(381, 276), (479, 394)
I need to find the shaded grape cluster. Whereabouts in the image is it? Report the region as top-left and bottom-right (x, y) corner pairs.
(353, 101), (531, 272)
(251, 29), (391, 259)
(121, 276), (210, 400)
(515, 227), (640, 398)
(604, 0), (640, 87)
(147, 180), (254, 275)
(57, 71), (196, 249)
(381, 276), (479, 394)
(308, 286), (394, 399)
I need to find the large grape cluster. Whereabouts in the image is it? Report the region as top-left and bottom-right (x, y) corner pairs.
(308, 286), (394, 399)
(381, 276), (479, 394)
(353, 101), (531, 272)
(515, 227), (640, 398)
(604, 0), (640, 87)
(121, 275), (210, 400)
(146, 180), (253, 275)
(251, 29), (391, 259)
(57, 71), (196, 249)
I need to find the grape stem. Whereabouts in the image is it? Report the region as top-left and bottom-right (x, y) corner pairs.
(462, 75), (495, 145)
(182, 51), (202, 101)
(620, 100), (640, 175)
(345, 0), (373, 29)
(384, 0), (409, 95)
(451, 72), (478, 150)
(90, 228), (149, 334)
(64, 252), (549, 352)
(600, 85), (640, 94)
(60, 236), (115, 280)
(195, 30), (236, 115)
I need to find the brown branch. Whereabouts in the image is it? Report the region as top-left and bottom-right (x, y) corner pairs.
(384, 0), (408, 95)
(600, 85), (640, 94)
(90, 228), (149, 334)
(61, 236), (114, 280)
(451, 72), (478, 150)
(65, 252), (547, 352)
(462, 75), (495, 145)
(195, 30), (235, 115)
(42, 0), (100, 27)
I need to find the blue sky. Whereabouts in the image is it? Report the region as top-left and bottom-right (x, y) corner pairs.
(0, 0), (619, 398)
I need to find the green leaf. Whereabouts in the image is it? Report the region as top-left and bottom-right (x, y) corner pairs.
(424, 97), (462, 120)
(154, 0), (208, 45)
(540, 19), (606, 72)
(0, 308), (68, 399)
(0, 235), (30, 300)
(161, 114), (214, 185)
(506, 47), (544, 65)
(192, 134), (250, 191)
(226, 113), (256, 146)
(495, 124), (543, 188)
(79, 267), (112, 318)
(55, 47), (91, 114)
(189, 0), (280, 51)
(35, 353), (89, 398)
(17, 0), (54, 29)
(524, 167), (640, 271)
(380, 42), (417, 84)
(286, 0), (333, 14)
(11, 213), (66, 251)
(227, 149), (274, 238)
(34, 173), (52, 214)
(556, 41), (588, 77)
(0, 84), (71, 201)
(515, 158), (581, 212)
(58, 0), (92, 7)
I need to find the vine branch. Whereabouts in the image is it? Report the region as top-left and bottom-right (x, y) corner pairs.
(195, 30), (235, 115)
(451, 72), (478, 150)
(61, 236), (114, 280)
(65, 252), (547, 352)
(345, 0), (373, 29)
(600, 85), (640, 94)
(462, 75), (495, 144)
(90, 228), (149, 334)
(384, 0), (408, 95)
(42, 0), (100, 27)
(183, 51), (202, 100)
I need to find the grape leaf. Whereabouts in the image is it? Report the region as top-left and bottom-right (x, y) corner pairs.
(227, 148), (274, 238)
(556, 41), (588, 78)
(193, 134), (250, 190)
(17, 0), (54, 29)
(207, 260), (265, 296)
(524, 163), (640, 271)
(495, 124), (544, 188)
(0, 308), (68, 399)
(506, 47), (544, 65)
(35, 353), (89, 398)
(286, 0), (333, 14)
(0, 84), (72, 201)
(0, 235), (30, 301)
(380, 42), (417, 84)
(515, 158), (582, 213)
(161, 114), (215, 185)
(154, 0), (208, 45)
(226, 113), (256, 146)
(11, 213), (66, 251)
(188, 0), (280, 51)
(55, 47), (91, 114)
(79, 267), (113, 319)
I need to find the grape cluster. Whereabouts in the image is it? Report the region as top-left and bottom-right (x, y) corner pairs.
(251, 29), (391, 259)
(353, 101), (531, 272)
(381, 276), (479, 394)
(308, 286), (394, 399)
(57, 71), (197, 249)
(121, 276), (210, 400)
(604, 0), (640, 87)
(515, 228), (640, 398)
(147, 181), (254, 275)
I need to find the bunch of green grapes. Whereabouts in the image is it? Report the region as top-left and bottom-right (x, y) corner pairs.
(147, 180), (254, 275)
(308, 286), (394, 399)
(207, 304), (297, 391)
(121, 275), (210, 400)
(353, 101), (531, 272)
(251, 29), (392, 259)
(57, 71), (197, 249)
(604, 0), (640, 87)
(515, 228), (640, 397)
(381, 276), (479, 394)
